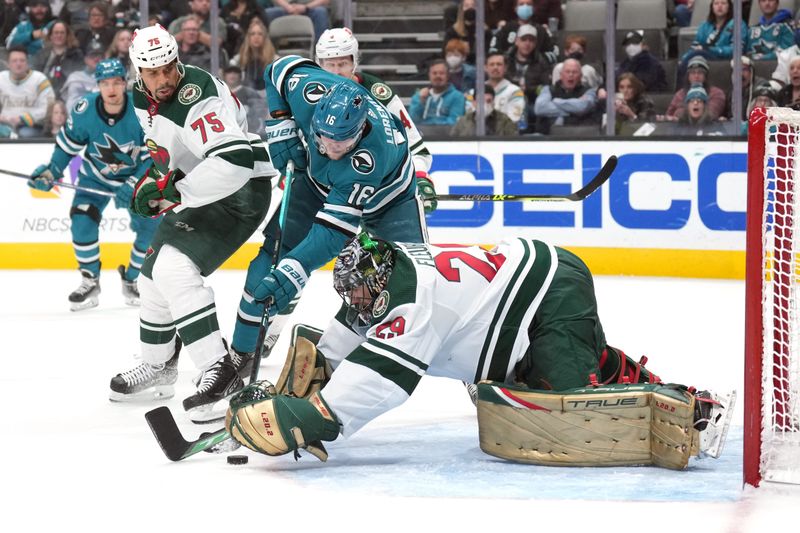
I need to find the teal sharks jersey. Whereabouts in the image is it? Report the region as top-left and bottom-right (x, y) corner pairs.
(265, 56), (416, 271)
(52, 91), (149, 188)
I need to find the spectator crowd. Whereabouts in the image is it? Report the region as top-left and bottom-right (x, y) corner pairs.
(0, 1), (798, 138)
(0, 0), (333, 138)
(419, 0), (797, 137)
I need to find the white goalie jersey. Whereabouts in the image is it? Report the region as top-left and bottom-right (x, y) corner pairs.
(317, 238), (559, 436)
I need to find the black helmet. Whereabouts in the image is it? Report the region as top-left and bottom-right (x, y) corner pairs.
(333, 232), (394, 325)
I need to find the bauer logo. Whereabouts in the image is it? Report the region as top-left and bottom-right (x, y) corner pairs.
(303, 82), (327, 104)
(351, 149), (375, 175)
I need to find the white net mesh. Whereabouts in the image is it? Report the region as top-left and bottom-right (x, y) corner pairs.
(760, 108), (800, 484)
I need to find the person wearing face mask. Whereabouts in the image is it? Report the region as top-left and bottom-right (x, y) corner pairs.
(444, 38), (476, 92)
(552, 35), (602, 90)
(443, 0), (491, 65)
(489, 0), (558, 63)
(615, 30), (667, 93)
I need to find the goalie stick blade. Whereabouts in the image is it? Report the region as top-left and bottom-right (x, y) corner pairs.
(435, 155), (617, 202)
(144, 406), (231, 461)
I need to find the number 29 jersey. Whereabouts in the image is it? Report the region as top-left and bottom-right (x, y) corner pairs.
(317, 238), (559, 436)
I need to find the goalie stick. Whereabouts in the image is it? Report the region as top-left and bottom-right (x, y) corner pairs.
(0, 168), (116, 197)
(435, 155), (617, 202)
(144, 162), (296, 461)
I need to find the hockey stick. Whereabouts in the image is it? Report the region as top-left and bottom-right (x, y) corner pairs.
(0, 168), (116, 198)
(144, 162), (295, 462)
(435, 155), (617, 202)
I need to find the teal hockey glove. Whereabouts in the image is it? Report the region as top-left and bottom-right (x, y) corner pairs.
(264, 118), (307, 175)
(28, 164), (60, 191)
(252, 258), (308, 314)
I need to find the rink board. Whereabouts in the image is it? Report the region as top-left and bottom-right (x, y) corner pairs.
(0, 139), (747, 278)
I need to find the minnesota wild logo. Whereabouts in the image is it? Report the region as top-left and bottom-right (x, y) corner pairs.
(351, 149), (375, 175)
(146, 138), (170, 173)
(373, 290), (390, 318)
(178, 83), (202, 105)
(371, 83), (391, 100)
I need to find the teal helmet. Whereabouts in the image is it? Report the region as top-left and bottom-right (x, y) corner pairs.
(95, 58), (127, 82)
(310, 81), (369, 143)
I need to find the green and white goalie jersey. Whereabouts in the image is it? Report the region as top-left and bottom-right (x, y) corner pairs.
(132, 65), (275, 208)
(317, 238), (558, 436)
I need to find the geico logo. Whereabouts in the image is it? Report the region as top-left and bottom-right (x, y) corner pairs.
(427, 151), (747, 232)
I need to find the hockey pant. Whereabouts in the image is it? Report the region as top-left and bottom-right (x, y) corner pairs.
(231, 171), (428, 354)
(137, 178), (271, 368)
(138, 244), (226, 370)
(70, 186), (159, 278)
(515, 247), (607, 391)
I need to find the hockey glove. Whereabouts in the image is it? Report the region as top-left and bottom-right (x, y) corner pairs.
(27, 164), (60, 191)
(252, 258), (308, 314)
(264, 118), (307, 175)
(226, 380), (339, 461)
(114, 176), (137, 209)
(131, 167), (184, 218)
(416, 171), (438, 214)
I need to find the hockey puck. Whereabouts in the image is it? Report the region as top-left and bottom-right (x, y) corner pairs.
(227, 454), (248, 465)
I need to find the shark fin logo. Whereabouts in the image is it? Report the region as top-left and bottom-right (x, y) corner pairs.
(91, 133), (136, 174)
(303, 82), (327, 104)
(351, 149), (375, 175)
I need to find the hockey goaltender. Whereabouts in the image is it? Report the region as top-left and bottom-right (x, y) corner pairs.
(225, 232), (735, 469)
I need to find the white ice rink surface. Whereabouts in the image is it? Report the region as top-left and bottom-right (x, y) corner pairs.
(3, 269), (799, 532)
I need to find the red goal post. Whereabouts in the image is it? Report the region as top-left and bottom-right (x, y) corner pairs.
(745, 106), (800, 487)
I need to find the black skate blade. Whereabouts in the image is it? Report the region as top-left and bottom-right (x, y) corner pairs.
(144, 406), (230, 461)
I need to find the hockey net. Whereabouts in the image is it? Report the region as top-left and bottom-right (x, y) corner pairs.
(745, 107), (800, 486)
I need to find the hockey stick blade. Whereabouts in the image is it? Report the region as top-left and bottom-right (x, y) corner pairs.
(145, 406), (230, 461)
(436, 155), (617, 202)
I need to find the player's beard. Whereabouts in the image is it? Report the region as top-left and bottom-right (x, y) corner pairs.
(154, 83), (176, 102)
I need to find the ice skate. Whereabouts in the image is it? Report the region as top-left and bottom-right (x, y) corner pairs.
(109, 339), (181, 402)
(183, 352), (244, 424)
(118, 265), (140, 306)
(69, 271), (100, 311)
(229, 347), (254, 381)
(694, 389), (737, 459)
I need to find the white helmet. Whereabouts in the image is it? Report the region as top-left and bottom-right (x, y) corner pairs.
(316, 28), (359, 70)
(129, 24), (179, 75)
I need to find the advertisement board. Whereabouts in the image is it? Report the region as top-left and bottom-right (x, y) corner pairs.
(0, 140), (748, 277)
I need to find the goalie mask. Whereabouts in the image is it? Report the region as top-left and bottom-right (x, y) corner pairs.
(333, 232), (394, 325)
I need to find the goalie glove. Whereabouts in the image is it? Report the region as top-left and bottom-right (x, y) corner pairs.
(131, 167), (184, 218)
(225, 380), (340, 461)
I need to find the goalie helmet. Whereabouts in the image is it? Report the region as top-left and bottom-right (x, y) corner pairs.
(129, 24), (179, 75)
(315, 27), (359, 70)
(333, 232), (395, 325)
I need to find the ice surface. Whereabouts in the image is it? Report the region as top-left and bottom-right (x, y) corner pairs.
(2, 269), (798, 532)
